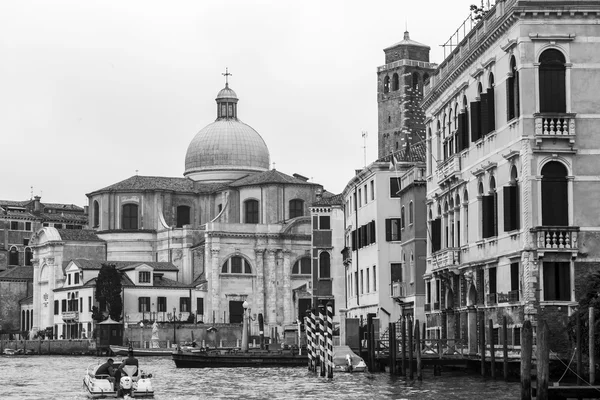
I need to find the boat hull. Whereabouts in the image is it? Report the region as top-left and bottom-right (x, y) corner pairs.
(110, 345), (174, 357)
(172, 349), (307, 368)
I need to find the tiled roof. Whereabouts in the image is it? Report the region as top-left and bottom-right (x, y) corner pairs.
(88, 175), (227, 195)
(377, 141), (426, 164)
(312, 193), (344, 207)
(0, 266), (33, 281)
(191, 273), (207, 287)
(0, 200), (28, 207)
(57, 229), (103, 242)
(153, 275), (189, 288)
(68, 259), (178, 272)
(42, 213), (88, 223)
(229, 169), (316, 188)
(20, 295), (33, 304)
(42, 203), (84, 212)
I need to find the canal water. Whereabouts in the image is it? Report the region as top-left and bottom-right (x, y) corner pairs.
(0, 355), (520, 399)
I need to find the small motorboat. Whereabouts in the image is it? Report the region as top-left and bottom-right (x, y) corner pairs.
(3, 348), (35, 355)
(83, 363), (154, 398)
(332, 346), (367, 372)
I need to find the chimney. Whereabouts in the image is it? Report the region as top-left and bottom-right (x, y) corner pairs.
(33, 196), (42, 214)
(292, 173), (309, 182)
(83, 205), (89, 215)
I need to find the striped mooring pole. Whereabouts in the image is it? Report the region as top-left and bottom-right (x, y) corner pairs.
(311, 308), (319, 372)
(326, 302), (334, 378)
(305, 310), (313, 371)
(319, 305), (326, 377)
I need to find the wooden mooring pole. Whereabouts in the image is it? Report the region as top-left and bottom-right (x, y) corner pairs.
(401, 317), (406, 376)
(536, 320), (549, 400)
(489, 319), (496, 379)
(480, 312), (486, 377)
(577, 311), (582, 385)
(415, 320), (422, 381)
(503, 316), (508, 381)
(521, 320), (533, 400)
(389, 322), (396, 375)
(408, 316), (414, 380)
(590, 307), (596, 385)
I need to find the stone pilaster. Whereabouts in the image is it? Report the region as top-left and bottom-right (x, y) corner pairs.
(282, 249), (292, 324)
(210, 247), (220, 323)
(520, 137), (537, 318)
(266, 249), (277, 325)
(254, 248), (266, 318)
(32, 258), (41, 331)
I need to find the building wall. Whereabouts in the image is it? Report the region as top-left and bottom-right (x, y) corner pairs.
(0, 280), (31, 332)
(422, 0), (600, 349)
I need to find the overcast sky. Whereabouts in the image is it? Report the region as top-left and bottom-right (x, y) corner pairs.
(1, 0), (484, 206)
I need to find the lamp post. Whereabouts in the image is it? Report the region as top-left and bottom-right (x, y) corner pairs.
(241, 301), (249, 352)
(126, 315), (130, 344)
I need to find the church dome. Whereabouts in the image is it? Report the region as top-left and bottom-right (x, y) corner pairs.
(184, 83), (270, 182)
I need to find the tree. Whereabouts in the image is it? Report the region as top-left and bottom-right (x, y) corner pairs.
(95, 263), (123, 321)
(567, 271), (600, 358)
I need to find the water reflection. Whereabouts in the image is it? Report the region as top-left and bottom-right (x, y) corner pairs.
(0, 356), (519, 399)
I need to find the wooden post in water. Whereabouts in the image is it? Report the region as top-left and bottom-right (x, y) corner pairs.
(480, 312), (486, 377)
(521, 320), (533, 400)
(401, 317), (406, 376)
(590, 307), (596, 385)
(577, 311), (582, 385)
(408, 316), (414, 380)
(415, 320), (422, 381)
(389, 322), (396, 375)
(503, 316), (509, 381)
(489, 319), (496, 379)
(537, 320), (549, 400)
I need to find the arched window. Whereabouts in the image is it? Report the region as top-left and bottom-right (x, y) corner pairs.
(221, 256), (252, 274)
(176, 205), (191, 228)
(93, 200), (99, 228)
(401, 206), (405, 229)
(507, 56), (520, 120)
(289, 199), (304, 219)
(244, 199), (259, 224)
(409, 201), (414, 225)
(539, 49), (566, 113)
(292, 257), (311, 275)
(319, 252), (331, 278)
(412, 72), (420, 93)
(24, 247), (32, 266)
(392, 73), (399, 91)
(122, 204), (138, 230)
(504, 165), (520, 231)
(423, 73), (430, 86)
(383, 76), (390, 94)
(9, 247), (19, 266)
(541, 161), (568, 226)
(487, 73), (496, 132)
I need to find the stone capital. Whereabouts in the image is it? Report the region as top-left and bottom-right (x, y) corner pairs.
(254, 248), (266, 255)
(46, 257), (55, 265)
(210, 248), (220, 256)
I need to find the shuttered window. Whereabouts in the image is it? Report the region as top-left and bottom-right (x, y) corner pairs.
(541, 162), (568, 226)
(385, 218), (401, 241)
(431, 218), (442, 252)
(470, 102), (481, 142)
(487, 87), (495, 132)
(503, 185), (519, 231)
(482, 195), (497, 238)
(539, 49), (566, 113)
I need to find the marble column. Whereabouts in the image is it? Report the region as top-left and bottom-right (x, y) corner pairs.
(520, 136), (536, 318)
(282, 249), (292, 324)
(32, 258), (41, 332)
(254, 248), (266, 318)
(210, 247), (220, 323)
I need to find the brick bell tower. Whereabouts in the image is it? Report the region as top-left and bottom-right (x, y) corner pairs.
(377, 31), (436, 159)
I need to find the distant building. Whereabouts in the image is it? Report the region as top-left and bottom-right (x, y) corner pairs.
(422, 0), (600, 352)
(0, 196), (88, 271)
(309, 194), (345, 320)
(0, 266), (33, 335)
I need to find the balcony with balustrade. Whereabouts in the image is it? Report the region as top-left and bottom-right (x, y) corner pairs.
(428, 248), (461, 273)
(436, 154), (462, 187)
(530, 226), (579, 257)
(391, 281), (407, 299)
(534, 113), (576, 149)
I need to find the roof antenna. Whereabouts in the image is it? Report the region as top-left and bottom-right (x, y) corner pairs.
(30, 186), (33, 200)
(362, 131), (368, 168)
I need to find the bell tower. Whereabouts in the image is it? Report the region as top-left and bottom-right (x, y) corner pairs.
(377, 31), (436, 159)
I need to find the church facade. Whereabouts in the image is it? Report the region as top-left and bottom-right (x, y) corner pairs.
(82, 82), (324, 334)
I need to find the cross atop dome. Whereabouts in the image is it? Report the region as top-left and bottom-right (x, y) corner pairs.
(222, 67), (232, 87)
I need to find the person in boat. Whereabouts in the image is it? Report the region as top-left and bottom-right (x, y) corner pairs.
(95, 358), (116, 386)
(118, 349), (139, 376)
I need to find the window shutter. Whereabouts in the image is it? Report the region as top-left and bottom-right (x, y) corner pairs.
(515, 73), (520, 117)
(482, 195), (495, 238)
(558, 262), (570, 301)
(352, 230), (357, 250)
(431, 219), (441, 252)
(371, 221), (376, 243)
(138, 297), (143, 312)
(503, 186), (514, 231)
(507, 78), (514, 120)
(470, 102), (480, 142)
(480, 93), (489, 138)
(456, 114), (464, 151)
(385, 219), (391, 242)
(493, 192), (498, 237)
(511, 184), (520, 229)
(487, 87), (495, 132)
(543, 263), (557, 301)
